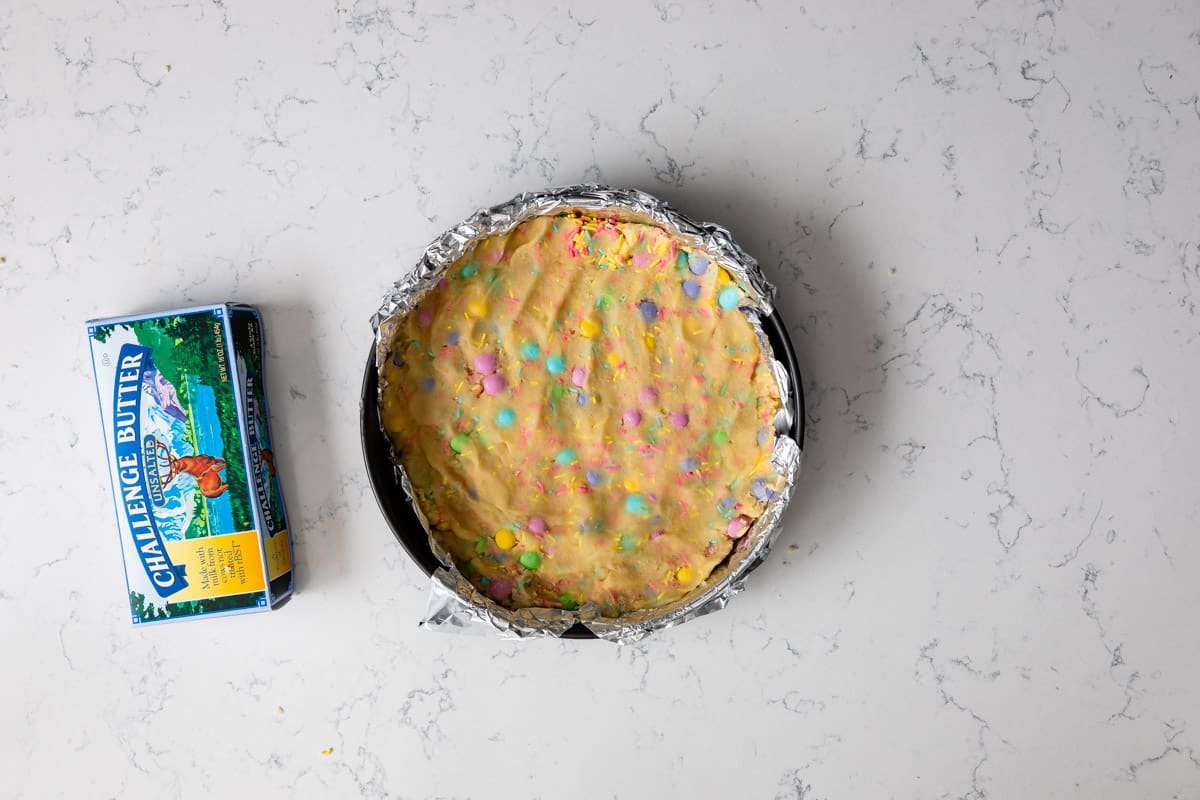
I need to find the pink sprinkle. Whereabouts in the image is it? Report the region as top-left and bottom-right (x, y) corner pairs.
(474, 352), (497, 374)
(482, 374), (507, 395)
(488, 578), (512, 600)
(669, 411), (690, 428)
(528, 516), (548, 534)
(571, 366), (586, 386)
(418, 308), (434, 326)
(638, 387), (659, 405)
(727, 516), (751, 538)
(623, 409), (643, 427)
(651, 529), (665, 540)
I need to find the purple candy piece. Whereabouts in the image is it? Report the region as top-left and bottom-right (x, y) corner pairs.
(639, 300), (659, 322)
(528, 516), (548, 534)
(474, 352), (497, 374)
(637, 387), (659, 405)
(688, 255), (710, 275)
(447, 330), (460, 345)
(576, 392), (587, 406)
(680, 456), (700, 472)
(482, 373), (507, 395)
(571, 367), (586, 386)
(623, 409), (643, 427)
(421, 377), (436, 392)
(586, 469), (602, 486)
(682, 279), (701, 300)
(669, 411), (690, 428)
(488, 578), (513, 600)
(751, 478), (770, 501)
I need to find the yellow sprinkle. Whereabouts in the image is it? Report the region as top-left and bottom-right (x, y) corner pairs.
(494, 529), (516, 550)
(467, 300), (488, 318)
(579, 317), (601, 337)
(320, 747), (334, 756)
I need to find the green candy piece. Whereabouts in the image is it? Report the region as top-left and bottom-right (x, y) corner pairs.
(449, 433), (470, 453)
(619, 533), (637, 551)
(550, 384), (565, 400)
(474, 538), (487, 554)
(559, 594), (578, 611)
(711, 430), (730, 445)
(519, 551), (542, 570)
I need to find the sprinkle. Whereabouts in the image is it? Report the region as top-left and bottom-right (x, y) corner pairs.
(585, 469), (602, 486)
(639, 300), (659, 322)
(651, 528), (666, 540)
(474, 352), (497, 373)
(559, 594), (578, 610)
(528, 516), (548, 534)
(622, 409), (643, 427)
(717, 287), (740, 309)
(688, 255), (710, 275)
(519, 551), (542, 569)
(546, 354), (566, 374)
(579, 317), (601, 337)
(637, 387), (659, 405)
(489, 578), (513, 600)
(571, 367), (587, 386)
(682, 279), (701, 300)
(643, 333), (656, 350)
(418, 307), (433, 326)
(727, 516), (751, 538)
(459, 263), (477, 278)
(711, 430), (729, 445)
(495, 408), (515, 427)
(449, 433), (469, 453)
(556, 448), (577, 464)
(669, 411), (690, 428)
(482, 374), (507, 395)
(494, 529), (516, 550)
(675, 565), (693, 583)
(521, 341), (541, 359)
(625, 494), (649, 514)
(466, 299), (488, 318)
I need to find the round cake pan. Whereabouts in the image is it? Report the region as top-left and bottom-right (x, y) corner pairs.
(361, 301), (805, 640)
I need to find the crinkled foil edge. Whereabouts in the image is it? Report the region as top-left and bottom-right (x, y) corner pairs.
(371, 184), (803, 642)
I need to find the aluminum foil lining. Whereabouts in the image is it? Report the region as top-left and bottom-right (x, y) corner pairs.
(372, 184), (803, 642)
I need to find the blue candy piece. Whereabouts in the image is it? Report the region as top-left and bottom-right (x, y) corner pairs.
(421, 377), (435, 392)
(639, 300), (659, 322)
(521, 341), (541, 359)
(751, 478), (775, 502)
(718, 287), (740, 309)
(447, 330), (460, 345)
(556, 448), (577, 465)
(546, 354), (565, 374)
(682, 279), (701, 300)
(680, 456), (700, 473)
(585, 469), (602, 486)
(495, 408), (515, 428)
(625, 494), (649, 514)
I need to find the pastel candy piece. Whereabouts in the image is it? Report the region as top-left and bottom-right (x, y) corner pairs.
(585, 469), (602, 486)
(418, 307), (434, 325)
(579, 318), (601, 337)
(559, 594), (578, 610)
(488, 578), (513, 600)
(521, 341), (541, 359)
(727, 515), (751, 538)
(391, 352), (404, 367)
(482, 374), (507, 395)
(495, 408), (515, 427)
(711, 430), (729, 445)
(688, 255), (710, 275)
(675, 565), (693, 582)
(751, 478), (774, 501)
(619, 533), (637, 550)
(447, 331), (460, 345)
(459, 263), (477, 277)
(449, 433), (469, 453)
(637, 387), (659, 405)
(474, 352), (497, 374)
(466, 300), (488, 318)
(546, 354), (565, 374)
(757, 426), (769, 446)
(639, 301), (659, 322)
(556, 448), (577, 464)
(528, 516), (548, 534)
(519, 551), (542, 569)
(571, 367), (586, 386)
(625, 494), (649, 514)
(717, 287), (740, 309)
(682, 279), (701, 300)
(669, 411), (690, 428)
(719, 495), (736, 510)
(679, 456), (699, 472)
(622, 409), (643, 427)
(494, 529), (516, 550)
(576, 393), (587, 407)
(421, 377), (436, 392)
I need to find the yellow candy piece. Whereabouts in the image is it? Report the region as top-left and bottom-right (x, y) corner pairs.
(579, 317), (600, 337)
(467, 299), (488, 318)
(605, 352), (620, 368)
(643, 333), (655, 349)
(675, 565), (693, 583)
(494, 529), (517, 550)
(623, 478), (639, 493)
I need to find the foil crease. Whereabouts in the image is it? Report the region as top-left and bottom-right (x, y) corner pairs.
(373, 185), (803, 642)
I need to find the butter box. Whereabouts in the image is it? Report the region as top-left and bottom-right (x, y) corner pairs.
(87, 304), (293, 623)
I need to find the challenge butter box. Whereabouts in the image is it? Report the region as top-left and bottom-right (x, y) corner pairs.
(87, 304), (293, 623)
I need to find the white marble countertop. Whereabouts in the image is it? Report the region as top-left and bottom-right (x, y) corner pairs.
(3, 1), (1199, 797)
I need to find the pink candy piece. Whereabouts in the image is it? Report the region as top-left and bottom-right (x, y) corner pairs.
(669, 411), (690, 428)
(727, 516), (751, 539)
(474, 352), (497, 374)
(637, 387), (659, 405)
(528, 516), (548, 534)
(418, 307), (434, 326)
(482, 374), (507, 395)
(570, 367), (586, 387)
(622, 409), (643, 427)
(651, 528), (666, 540)
(488, 578), (513, 600)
